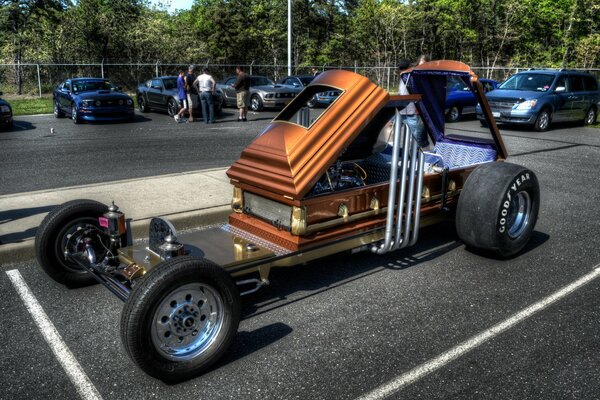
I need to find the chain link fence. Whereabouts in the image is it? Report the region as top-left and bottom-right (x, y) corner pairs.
(1, 62), (599, 98)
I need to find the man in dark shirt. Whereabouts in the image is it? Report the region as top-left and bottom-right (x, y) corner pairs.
(185, 65), (197, 122)
(234, 66), (250, 121)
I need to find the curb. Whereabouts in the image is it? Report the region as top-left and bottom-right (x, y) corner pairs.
(0, 204), (230, 265)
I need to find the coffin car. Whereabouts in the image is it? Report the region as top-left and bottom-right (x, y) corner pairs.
(35, 60), (540, 382)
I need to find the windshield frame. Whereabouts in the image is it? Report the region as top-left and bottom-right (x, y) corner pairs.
(498, 73), (556, 92)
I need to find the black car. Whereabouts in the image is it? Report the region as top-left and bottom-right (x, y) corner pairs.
(0, 92), (13, 130)
(136, 76), (223, 117)
(53, 78), (135, 124)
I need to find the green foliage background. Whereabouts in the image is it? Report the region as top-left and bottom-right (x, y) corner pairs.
(0, 0), (598, 92)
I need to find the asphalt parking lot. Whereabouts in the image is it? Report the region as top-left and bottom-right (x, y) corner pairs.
(1, 114), (600, 399)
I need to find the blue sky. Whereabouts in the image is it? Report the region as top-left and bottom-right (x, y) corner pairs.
(151, 0), (194, 13)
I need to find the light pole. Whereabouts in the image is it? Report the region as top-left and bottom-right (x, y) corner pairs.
(288, 0), (292, 76)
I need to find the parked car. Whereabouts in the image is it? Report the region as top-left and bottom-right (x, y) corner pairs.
(0, 92), (13, 130)
(477, 69), (600, 131)
(445, 77), (498, 122)
(278, 75), (341, 108)
(53, 78), (135, 124)
(278, 75), (314, 89)
(217, 75), (300, 111)
(136, 76), (223, 117)
(36, 61), (540, 382)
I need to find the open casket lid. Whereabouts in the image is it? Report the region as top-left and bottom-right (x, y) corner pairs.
(401, 60), (508, 159)
(227, 70), (393, 200)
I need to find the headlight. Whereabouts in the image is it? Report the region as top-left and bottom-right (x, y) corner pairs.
(82, 100), (93, 107)
(514, 99), (537, 110)
(0, 105), (10, 113)
(95, 100), (102, 106)
(265, 94), (274, 99)
(127, 99), (133, 106)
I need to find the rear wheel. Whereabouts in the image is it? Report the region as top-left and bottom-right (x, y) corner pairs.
(121, 256), (241, 382)
(54, 100), (65, 118)
(138, 96), (149, 113)
(533, 109), (551, 131)
(35, 199), (109, 287)
(167, 98), (179, 117)
(456, 162), (540, 258)
(584, 107), (597, 126)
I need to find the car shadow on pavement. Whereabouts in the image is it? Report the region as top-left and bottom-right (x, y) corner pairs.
(10, 120), (36, 131)
(0, 205), (57, 244)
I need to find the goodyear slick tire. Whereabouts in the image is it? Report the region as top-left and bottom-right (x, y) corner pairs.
(120, 256), (241, 383)
(456, 162), (540, 258)
(35, 199), (108, 287)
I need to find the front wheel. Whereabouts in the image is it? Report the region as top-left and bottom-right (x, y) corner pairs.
(250, 95), (263, 112)
(35, 199), (109, 287)
(121, 256), (241, 382)
(456, 162), (540, 258)
(446, 105), (461, 122)
(533, 109), (551, 132)
(584, 107), (597, 126)
(167, 98), (179, 117)
(71, 104), (80, 124)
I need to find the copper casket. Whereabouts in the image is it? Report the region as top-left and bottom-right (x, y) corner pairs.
(227, 62), (507, 251)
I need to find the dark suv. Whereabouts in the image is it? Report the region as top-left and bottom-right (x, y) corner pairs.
(477, 69), (599, 131)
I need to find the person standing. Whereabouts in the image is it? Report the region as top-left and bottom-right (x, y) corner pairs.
(311, 67), (320, 77)
(234, 66), (250, 122)
(185, 65), (197, 122)
(397, 58), (428, 148)
(195, 67), (216, 124)
(175, 69), (187, 123)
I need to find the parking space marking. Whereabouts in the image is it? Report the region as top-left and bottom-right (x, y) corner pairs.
(6, 269), (103, 400)
(356, 264), (600, 400)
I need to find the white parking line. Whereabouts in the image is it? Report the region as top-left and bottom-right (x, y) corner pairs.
(356, 264), (600, 400)
(6, 270), (103, 400)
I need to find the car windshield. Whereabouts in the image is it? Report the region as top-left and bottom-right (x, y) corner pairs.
(251, 77), (274, 86)
(299, 77), (314, 86)
(499, 73), (555, 92)
(163, 78), (177, 90)
(72, 80), (116, 93)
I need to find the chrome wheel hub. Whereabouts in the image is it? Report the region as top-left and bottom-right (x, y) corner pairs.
(151, 283), (224, 361)
(538, 113), (549, 130)
(507, 191), (531, 239)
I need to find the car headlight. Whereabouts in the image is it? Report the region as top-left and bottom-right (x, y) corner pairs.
(0, 105), (10, 113)
(82, 100), (94, 107)
(127, 99), (133, 106)
(265, 94), (274, 99)
(514, 99), (537, 110)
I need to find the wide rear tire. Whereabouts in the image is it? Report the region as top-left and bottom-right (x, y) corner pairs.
(35, 199), (108, 287)
(456, 162), (540, 258)
(121, 256), (241, 382)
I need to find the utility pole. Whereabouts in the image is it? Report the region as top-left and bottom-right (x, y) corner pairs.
(288, 0), (292, 76)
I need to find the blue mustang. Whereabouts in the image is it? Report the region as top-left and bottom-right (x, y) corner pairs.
(53, 78), (135, 124)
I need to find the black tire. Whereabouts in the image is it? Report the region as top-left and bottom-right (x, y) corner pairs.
(35, 199), (109, 287)
(138, 96), (149, 113)
(583, 106), (597, 126)
(446, 105), (461, 122)
(121, 256), (241, 382)
(54, 99), (65, 118)
(250, 94), (263, 112)
(533, 108), (551, 132)
(456, 162), (540, 258)
(167, 98), (179, 117)
(71, 103), (80, 124)
(479, 119), (488, 127)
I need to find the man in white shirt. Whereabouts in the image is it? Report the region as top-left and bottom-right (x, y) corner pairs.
(194, 68), (217, 124)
